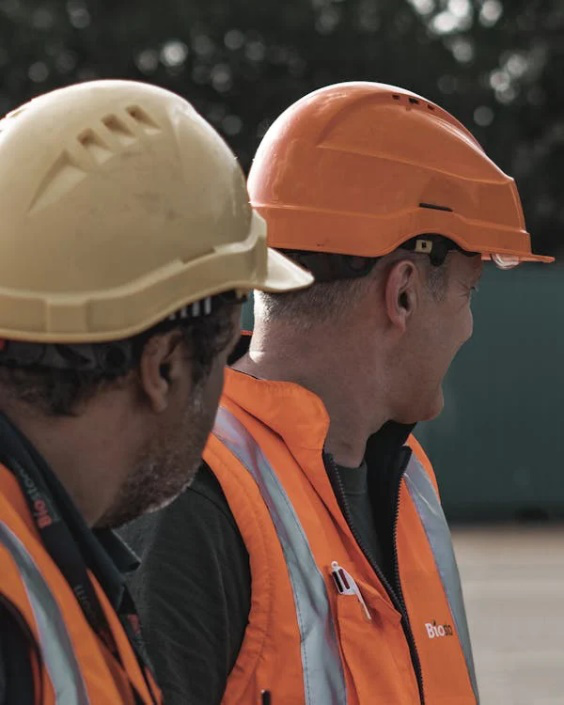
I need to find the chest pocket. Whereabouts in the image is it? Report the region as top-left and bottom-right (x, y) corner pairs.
(330, 564), (421, 705)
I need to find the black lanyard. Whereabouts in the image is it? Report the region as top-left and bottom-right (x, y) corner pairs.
(0, 416), (159, 704)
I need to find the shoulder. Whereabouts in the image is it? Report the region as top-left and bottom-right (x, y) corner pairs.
(188, 462), (239, 521)
(120, 463), (243, 563)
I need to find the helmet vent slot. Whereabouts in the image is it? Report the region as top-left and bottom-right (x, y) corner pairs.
(29, 151), (85, 214)
(101, 114), (136, 146)
(419, 202), (453, 212)
(77, 128), (112, 163)
(391, 94), (436, 113)
(125, 105), (160, 133)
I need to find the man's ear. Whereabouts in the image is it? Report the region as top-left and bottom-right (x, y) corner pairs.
(384, 260), (419, 333)
(139, 331), (189, 413)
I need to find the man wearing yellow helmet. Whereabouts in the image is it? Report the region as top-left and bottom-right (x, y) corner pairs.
(0, 80), (310, 704)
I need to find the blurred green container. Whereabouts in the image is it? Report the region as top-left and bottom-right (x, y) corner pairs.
(241, 264), (564, 521)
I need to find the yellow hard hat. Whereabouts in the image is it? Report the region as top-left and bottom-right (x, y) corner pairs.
(0, 80), (312, 343)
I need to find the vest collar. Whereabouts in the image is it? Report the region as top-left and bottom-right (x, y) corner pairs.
(223, 358), (418, 575)
(223, 367), (415, 463)
(223, 368), (330, 452)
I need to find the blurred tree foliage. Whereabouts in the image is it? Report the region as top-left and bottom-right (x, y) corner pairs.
(0, 0), (562, 255)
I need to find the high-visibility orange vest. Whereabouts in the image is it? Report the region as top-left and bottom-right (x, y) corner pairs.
(0, 466), (162, 705)
(203, 370), (478, 705)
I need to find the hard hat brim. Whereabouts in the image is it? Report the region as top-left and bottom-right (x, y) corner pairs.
(258, 247), (314, 293)
(0, 211), (313, 344)
(255, 204), (554, 266)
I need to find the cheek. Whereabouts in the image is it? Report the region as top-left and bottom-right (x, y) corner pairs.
(463, 302), (474, 342)
(448, 299), (474, 351)
(194, 358), (228, 429)
(176, 365), (227, 469)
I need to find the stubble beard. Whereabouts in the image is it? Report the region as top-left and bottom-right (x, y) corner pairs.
(97, 382), (215, 529)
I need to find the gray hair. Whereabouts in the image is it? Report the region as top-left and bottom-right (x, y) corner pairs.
(255, 250), (449, 329)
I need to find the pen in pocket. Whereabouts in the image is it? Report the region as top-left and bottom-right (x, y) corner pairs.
(330, 560), (372, 621)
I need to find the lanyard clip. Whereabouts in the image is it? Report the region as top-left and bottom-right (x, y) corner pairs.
(330, 561), (372, 621)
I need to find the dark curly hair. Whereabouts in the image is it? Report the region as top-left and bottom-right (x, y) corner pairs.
(0, 303), (237, 416)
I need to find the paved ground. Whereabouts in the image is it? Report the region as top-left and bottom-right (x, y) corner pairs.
(452, 525), (564, 705)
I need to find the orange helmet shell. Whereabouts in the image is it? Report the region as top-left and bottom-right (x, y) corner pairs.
(248, 82), (552, 265)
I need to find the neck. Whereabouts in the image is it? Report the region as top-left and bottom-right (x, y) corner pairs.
(2, 397), (138, 527)
(234, 319), (392, 467)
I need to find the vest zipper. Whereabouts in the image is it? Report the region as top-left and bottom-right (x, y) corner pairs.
(325, 452), (426, 705)
(390, 455), (426, 705)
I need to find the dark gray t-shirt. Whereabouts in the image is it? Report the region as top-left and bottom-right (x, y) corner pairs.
(121, 460), (385, 705)
(334, 460), (384, 569)
(121, 468), (251, 705)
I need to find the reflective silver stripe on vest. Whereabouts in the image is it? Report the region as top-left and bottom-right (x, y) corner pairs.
(0, 521), (90, 705)
(213, 407), (348, 705)
(404, 456), (480, 703)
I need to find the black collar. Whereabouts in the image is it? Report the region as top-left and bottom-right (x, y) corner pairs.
(0, 412), (139, 610)
(365, 419), (415, 473)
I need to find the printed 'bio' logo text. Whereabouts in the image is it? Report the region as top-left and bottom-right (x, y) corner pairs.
(425, 620), (454, 639)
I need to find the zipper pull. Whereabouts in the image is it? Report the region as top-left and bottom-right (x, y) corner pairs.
(330, 561), (372, 621)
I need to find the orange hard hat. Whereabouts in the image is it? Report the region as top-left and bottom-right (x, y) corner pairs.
(248, 82), (552, 269)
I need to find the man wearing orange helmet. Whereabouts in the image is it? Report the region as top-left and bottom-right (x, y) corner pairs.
(124, 83), (551, 705)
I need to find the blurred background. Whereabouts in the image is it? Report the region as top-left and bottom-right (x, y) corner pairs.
(1, 0), (563, 701)
(1, 0), (564, 256)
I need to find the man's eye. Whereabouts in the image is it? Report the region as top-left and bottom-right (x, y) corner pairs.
(468, 285), (479, 300)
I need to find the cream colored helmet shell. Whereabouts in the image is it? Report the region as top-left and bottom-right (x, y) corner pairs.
(0, 80), (311, 343)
